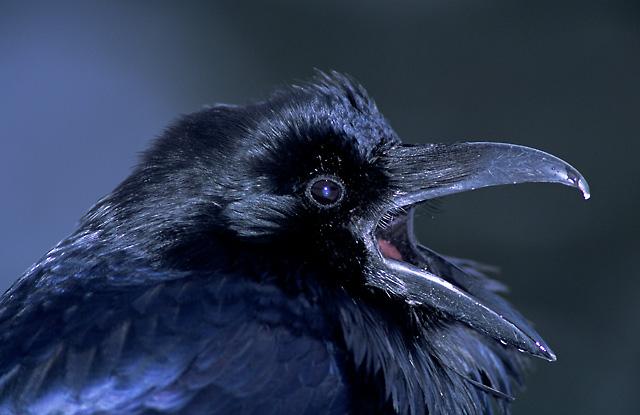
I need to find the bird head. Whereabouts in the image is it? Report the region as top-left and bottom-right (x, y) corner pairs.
(98, 72), (589, 366)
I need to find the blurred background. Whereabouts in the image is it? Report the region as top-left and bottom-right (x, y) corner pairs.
(1, 0), (638, 413)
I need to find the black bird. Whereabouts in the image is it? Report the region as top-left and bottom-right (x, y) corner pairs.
(0, 72), (589, 415)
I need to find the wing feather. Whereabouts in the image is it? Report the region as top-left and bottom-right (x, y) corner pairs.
(0, 258), (348, 414)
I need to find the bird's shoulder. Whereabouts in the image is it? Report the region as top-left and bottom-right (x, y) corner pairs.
(0, 243), (348, 414)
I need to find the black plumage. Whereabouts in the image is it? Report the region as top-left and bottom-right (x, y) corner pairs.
(0, 72), (589, 414)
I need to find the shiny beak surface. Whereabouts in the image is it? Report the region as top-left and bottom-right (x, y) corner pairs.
(367, 142), (590, 360)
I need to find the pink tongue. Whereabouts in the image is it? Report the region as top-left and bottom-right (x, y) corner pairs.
(377, 239), (404, 261)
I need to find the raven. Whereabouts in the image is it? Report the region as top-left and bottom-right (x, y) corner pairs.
(0, 72), (589, 414)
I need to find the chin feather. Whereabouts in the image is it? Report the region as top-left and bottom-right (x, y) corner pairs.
(339, 291), (527, 415)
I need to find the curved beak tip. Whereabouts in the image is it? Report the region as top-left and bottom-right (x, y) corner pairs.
(561, 158), (590, 200)
(578, 177), (591, 200)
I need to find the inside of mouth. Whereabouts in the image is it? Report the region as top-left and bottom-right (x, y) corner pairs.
(377, 238), (404, 261)
(375, 209), (423, 265)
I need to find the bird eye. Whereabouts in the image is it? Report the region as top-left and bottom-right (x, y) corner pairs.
(307, 176), (344, 207)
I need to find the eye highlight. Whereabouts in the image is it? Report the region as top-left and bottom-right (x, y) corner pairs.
(306, 176), (344, 207)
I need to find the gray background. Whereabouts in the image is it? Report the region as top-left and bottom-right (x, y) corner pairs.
(1, 1), (638, 413)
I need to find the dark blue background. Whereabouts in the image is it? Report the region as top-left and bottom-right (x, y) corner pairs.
(1, 1), (638, 413)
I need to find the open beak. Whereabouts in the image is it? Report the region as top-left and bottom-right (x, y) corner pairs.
(366, 142), (590, 361)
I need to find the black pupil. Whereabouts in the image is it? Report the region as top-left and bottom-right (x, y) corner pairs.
(310, 179), (342, 205)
